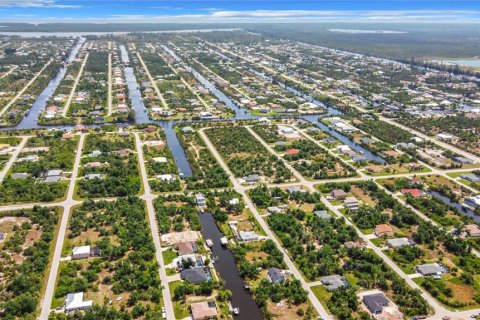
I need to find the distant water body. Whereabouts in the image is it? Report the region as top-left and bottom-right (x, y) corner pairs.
(440, 59), (480, 68)
(328, 28), (407, 34)
(0, 28), (242, 38)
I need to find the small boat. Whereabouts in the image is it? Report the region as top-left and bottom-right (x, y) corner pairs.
(206, 239), (213, 247)
(233, 307), (240, 315)
(220, 237), (228, 246)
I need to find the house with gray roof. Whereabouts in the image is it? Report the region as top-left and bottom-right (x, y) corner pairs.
(268, 268), (286, 284)
(460, 174), (480, 183)
(11, 172), (29, 179)
(321, 275), (348, 291)
(416, 263), (448, 276)
(180, 267), (211, 284)
(286, 186), (306, 194)
(363, 293), (390, 314)
(387, 237), (415, 249)
(314, 210), (331, 220)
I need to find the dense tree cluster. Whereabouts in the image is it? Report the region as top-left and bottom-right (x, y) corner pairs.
(54, 197), (162, 318)
(0, 206), (59, 319)
(205, 126), (292, 182)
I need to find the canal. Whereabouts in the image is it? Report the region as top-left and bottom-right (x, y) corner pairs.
(430, 191), (480, 224)
(16, 37), (86, 130)
(198, 210), (263, 320)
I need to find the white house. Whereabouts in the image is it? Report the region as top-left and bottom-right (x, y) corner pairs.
(65, 292), (93, 312)
(72, 245), (91, 260)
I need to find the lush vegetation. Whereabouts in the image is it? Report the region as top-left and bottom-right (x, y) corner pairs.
(77, 133), (141, 198)
(177, 127), (230, 190)
(53, 197), (163, 318)
(205, 126), (292, 182)
(0, 206), (60, 320)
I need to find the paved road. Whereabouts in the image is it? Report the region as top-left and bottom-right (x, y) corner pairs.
(207, 39), (480, 165)
(62, 50), (89, 117)
(246, 125), (480, 320)
(198, 128), (333, 320)
(134, 133), (175, 320)
(0, 60), (53, 117)
(0, 136), (29, 181)
(39, 134), (85, 320)
(135, 49), (169, 110)
(107, 50), (112, 116)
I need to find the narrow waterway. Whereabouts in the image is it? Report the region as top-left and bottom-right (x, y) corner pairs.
(302, 114), (387, 164)
(245, 67), (386, 163)
(430, 191), (479, 223)
(198, 211), (263, 320)
(16, 37), (85, 130)
(162, 44), (255, 121)
(119, 44), (193, 177)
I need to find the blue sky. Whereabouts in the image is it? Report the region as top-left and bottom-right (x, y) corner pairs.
(1, 0), (479, 23)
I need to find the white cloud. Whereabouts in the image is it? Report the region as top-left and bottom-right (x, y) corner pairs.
(0, 0), (81, 8)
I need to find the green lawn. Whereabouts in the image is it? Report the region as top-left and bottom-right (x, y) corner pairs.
(168, 281), (190, 319)
(162, 249), (177, 265)
(311, 285), (332, 314)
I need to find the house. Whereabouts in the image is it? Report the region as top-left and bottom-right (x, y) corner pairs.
(175, 241), (198, 255)
(321, 275), (348, 291)
(243, 174), (261, 184)
(17, 154), (39, 162)
(113, 149), (131, 157)
(331, 189), (347, 200)
(387, 238), (415, 249)
(279, 127), (295, 135)
(152, 157), (168, 163)
(181, 126), (194, 133)
(178, 254), (204, 269)
(375, 224), (394, 238)
(238, 231), (260, 242)
(44, 176), (61, 183)
(344, 241), (365, 249)
(268, 268), (286, 284)
(360, 137), (376, 144)
(229, 198), (240, 205)
(323, 137), (337, 144)
(465, 195), (480, 209)
(89, 150), (102, 157)
(190, 301), (217, 320)
(366, 165), (383, 174)
(314, 210), (331, 220)
(454, 156), (474, 164)
(343, 197), (359, 210)
(382, 150), (400, 158)
(180, 267), (211, 284)
(157, 174), (176, 181)
(65, 292), (93, 312)
(62, 133), (74, 140)
(85, 174), (105, 180)
(285, 148), (300, 155)
(363, 293), (390, 314)
(11, 172), (29, 179)
(417, 263), (447, 276)
(86, 162), (102, 168)
(72, 245), (91, 260)
(460, 174), (480, 183)
(465, 224), (480, 237)
(286, 186), (306, 194)
(400, 188), (425, 198)
(46, 169), (63, 177)
(267, 206), (282, 214)
(195, 193), (206, 207)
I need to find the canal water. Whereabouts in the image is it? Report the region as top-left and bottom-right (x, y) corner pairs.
(16, 37), (85, 130)
(120, 44), (193, 177)
(198, 211), (263, 320)
(430, 191), (479, 223)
